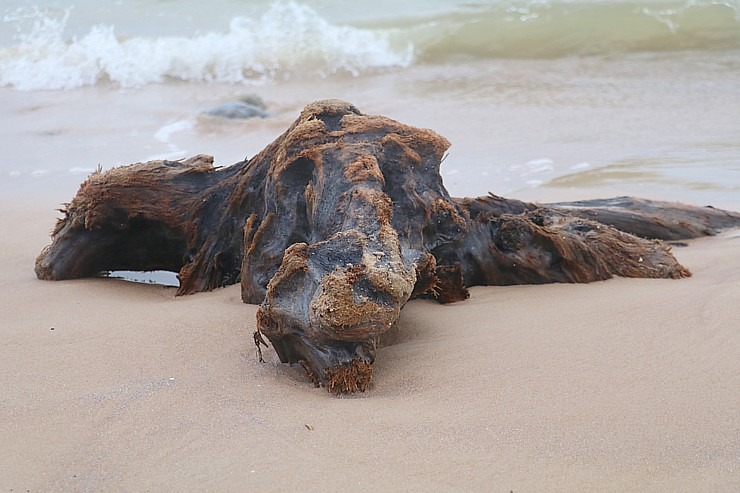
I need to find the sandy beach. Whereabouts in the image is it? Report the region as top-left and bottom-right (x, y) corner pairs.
(2, 1), (740, 489)
(3, 97), (740, 491)
(1, 189), (739, 491)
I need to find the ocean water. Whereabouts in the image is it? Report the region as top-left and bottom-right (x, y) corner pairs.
(2, 0), (740, 89)
(1, 0), (739, 206)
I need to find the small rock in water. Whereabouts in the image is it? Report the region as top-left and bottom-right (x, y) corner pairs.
(237, 94), (267, 109)
(205, 94), (268, 120)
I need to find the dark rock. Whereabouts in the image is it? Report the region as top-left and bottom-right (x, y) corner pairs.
(205, 101), (268, 119)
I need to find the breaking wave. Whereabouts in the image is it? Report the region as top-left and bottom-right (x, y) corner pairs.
(2, 0), (739, 91)
(395, 0), (740, 61)
(0, 1), (412, 90)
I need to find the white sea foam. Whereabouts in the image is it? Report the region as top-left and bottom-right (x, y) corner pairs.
(570, 162), (591, 170)
(154, 119), (195, 144)
(3, 0), (740, 91)
(525, 158), (554, 170)
(0, 1), (413, 91)
(150, 118), (195, 162)
(510, 158), (555, 177)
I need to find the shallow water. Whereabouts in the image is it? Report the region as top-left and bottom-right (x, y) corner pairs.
(1, 1), (739, 210)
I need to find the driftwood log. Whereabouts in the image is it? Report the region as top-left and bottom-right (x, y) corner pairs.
(35, 100), (740, 394)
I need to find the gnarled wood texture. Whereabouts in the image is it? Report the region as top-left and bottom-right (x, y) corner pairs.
(35, 100), (740, 393)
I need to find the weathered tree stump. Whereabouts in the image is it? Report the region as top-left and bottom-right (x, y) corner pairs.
(35, 100), (740, 394)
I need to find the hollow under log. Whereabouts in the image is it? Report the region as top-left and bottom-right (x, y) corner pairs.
(35, 99), (740, 393)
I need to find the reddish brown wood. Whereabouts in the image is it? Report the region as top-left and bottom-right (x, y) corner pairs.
(35, 100), (740, 393)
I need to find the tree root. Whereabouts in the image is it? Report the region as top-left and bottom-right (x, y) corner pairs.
(35, 99), (740, 393)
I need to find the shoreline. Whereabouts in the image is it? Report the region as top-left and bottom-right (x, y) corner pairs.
(3, 52), (740, 205)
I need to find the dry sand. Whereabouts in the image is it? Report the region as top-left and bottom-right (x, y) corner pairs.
(1, 193), (738, 492)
